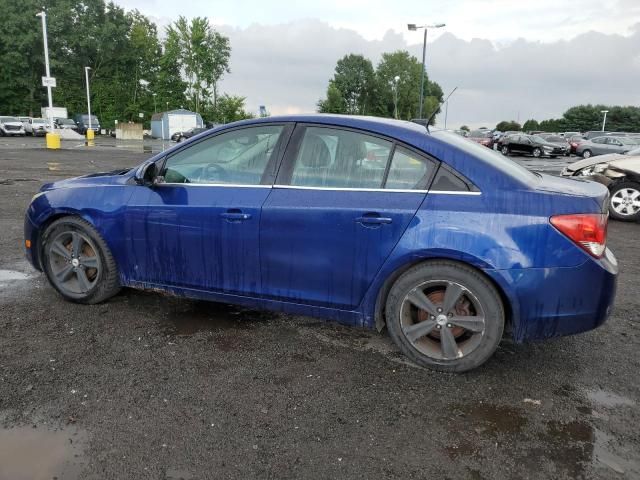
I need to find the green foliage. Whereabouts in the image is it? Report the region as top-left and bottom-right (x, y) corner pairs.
(165, 16), (231, 113)
(317, 50), (444, 124)
(522, 119), (539, 132)
(318, 82), (347, 114)
(495, 120), (521, 131)
(203, 94), (254, 124)
(460, 125), (470, 132)
(523, 106), (640, 133)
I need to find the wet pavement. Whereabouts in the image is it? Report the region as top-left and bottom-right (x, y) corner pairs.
(0, 140), (639, 479)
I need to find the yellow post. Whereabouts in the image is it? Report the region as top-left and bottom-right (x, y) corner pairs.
(86, 129), (95, 140)
(46, 133), (60, 149)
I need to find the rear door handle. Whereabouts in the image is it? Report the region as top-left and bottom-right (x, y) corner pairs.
(356, 215), (393, 225)
(220, 211), (252, 221)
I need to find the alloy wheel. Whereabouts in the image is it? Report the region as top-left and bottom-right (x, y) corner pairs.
(47, 230), (101, 295)
(399, 280), (486, 361)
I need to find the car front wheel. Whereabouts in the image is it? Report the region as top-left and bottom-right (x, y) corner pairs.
(532, 148), (542, 158)
(582, 149), (592, 159)
(609, 181), (640, 222)
(501, 146), (509, 155)
(385, 261), (504, 372)
(42, 216), (121, 304)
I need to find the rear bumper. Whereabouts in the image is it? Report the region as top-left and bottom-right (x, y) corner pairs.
(487, 248), (618, 342)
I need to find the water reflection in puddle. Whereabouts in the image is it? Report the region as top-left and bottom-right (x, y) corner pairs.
(0, 425), (87, 480)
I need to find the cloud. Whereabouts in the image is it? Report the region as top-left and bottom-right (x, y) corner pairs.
(215, 20), (640, 128)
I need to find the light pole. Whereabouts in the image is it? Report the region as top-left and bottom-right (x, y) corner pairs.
(407, 22), (445, 119)
(392, 76), (400, 119)
(152, 93), (157, 113)
(601, 110), (609, 131)
(36, 11), (54, 132)
(84, 66), (92, 134)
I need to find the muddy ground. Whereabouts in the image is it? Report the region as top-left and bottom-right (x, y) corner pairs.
(0, 138), (638, 479)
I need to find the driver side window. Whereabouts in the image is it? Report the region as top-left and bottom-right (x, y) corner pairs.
(162, 125), (284, 185)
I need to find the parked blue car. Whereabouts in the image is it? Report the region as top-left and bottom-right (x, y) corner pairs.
(24, 115), (618, 371)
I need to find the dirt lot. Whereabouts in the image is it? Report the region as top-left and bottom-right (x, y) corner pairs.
(1, 138), (639, 480)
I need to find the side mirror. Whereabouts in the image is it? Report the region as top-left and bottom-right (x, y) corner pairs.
(136, 162), (161, 187)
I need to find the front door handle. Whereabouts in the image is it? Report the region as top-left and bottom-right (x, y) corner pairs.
(356, 215), (393, 225)
(220, 210), (252, 221)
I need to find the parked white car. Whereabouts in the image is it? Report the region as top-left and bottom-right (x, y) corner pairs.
(0, 116), (26, 136)
(24, 118), (49, 136)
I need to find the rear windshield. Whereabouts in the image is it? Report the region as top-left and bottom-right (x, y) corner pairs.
(469, 130), (491, 138)
(432, 130), (538, 184)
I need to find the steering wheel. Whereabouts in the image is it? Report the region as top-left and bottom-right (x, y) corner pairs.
(194, 163), (227, 183)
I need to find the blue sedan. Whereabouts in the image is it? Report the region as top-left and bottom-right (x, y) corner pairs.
(24, 115), (618, 372)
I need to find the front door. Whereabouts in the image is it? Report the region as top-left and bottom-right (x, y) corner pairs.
(260, 125), (435, 310)
(124, 124), (288, 295)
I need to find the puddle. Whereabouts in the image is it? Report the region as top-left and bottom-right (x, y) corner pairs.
(587, 389), (635, 408)
(452, 403), (528, 434)
(163, 300), (277, 336)
(0, 269), (32, 283)
(0, 425), (87, 480)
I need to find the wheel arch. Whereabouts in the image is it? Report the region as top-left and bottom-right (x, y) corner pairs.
(371, 256), (515, 338)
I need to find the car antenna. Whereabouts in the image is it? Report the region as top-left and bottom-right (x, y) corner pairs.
(413, 86), (458, 133)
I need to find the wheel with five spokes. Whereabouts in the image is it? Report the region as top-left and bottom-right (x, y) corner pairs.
(385, 261), (504, 372)
(42, 216), (120, 304)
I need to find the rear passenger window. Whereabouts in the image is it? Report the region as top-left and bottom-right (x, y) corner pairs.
(384, 146), (433, 190)
(431, 166), (472, 192)
(289, 127), (392, 188)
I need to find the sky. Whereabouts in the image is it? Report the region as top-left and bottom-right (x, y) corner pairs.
(115, 0), (640, 128)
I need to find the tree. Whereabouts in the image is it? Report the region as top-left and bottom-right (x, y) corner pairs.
(327, 54), (375, 115)
(460, 125), (470, 132)
(166, 16), (230, 113)
(495, 121), (521, 131)
(204, 94), (253, 124)
(317, 83), (347, 114)
(373, 50), (443, 123)
(522, 119), (539, 132)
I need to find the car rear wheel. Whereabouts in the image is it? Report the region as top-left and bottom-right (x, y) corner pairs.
(532, 148), (542, 158)
(500, 146), (509, 155)
(582, 149), (592, 159)
(385, 261), (504, 372)
(609, 181), (640, 222)
(42, 217), (120, 304)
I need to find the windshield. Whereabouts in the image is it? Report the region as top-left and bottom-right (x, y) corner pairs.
(545, 136), (564, 142)
(0, 117), (19, 123)
(81, 115), (99, 122)
(532, 136), (548, 143)
(432, 130), (538, 185)
(58, 118), (75, 125)
(32, 118), (47, 124)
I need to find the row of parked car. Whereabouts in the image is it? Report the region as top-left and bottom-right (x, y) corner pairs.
(465, 128), (640, 160)
(0, 114), (101, 137)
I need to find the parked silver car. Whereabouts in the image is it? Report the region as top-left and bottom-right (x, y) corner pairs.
(0, 116), (26, 136)
(576, 136), (639, 159)
(561, 147), (640, 177)
(24, 118), (49, 136)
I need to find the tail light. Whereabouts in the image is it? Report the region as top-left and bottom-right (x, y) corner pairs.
(550, 214), (608, 258)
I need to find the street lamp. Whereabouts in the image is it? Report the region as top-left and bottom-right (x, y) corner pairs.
(36, 11), (54, 132)
(407, 22), (446, 119)
(600, 110), (609, 132)
(84, 66), (93, 134)
(152, 93), (157, 113)
(392, 76), (400, 119)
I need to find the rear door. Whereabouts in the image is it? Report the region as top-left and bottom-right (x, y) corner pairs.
(260, 125), (436, 310)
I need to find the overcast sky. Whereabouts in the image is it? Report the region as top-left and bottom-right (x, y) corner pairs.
(115, 0), (640, 128)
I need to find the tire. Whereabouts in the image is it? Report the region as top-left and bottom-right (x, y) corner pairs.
(500, 146), (509, 155)
(609, 181), (640, 222)
(41, 216), (121, 304)
(582, 149), (592, 159)
(550, 155), (557, 159)
(532, 148), (542, 158)
(385, 261), (504, 373)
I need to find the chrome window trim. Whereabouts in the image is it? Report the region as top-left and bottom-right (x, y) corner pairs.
(157, 182), (272, 189)
(154, 183), (482, 195)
